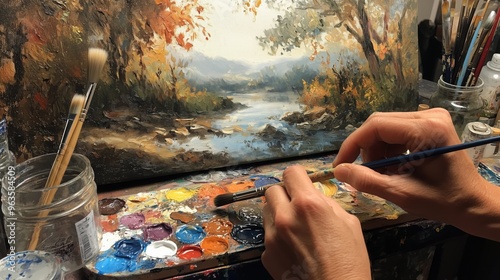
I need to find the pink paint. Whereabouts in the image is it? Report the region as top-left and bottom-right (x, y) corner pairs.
(119, 213), (145, 229)
(143, 223), (173, 241)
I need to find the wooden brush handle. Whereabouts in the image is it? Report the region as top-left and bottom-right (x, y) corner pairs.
(28, 118), (84, 250)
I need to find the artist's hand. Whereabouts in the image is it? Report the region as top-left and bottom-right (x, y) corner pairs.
(333, 108), (500, 241)
(261, 165), (371, 280)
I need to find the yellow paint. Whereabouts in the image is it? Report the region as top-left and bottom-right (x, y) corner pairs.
(314, 180), (338, 197)
(165, 188), (197, 202)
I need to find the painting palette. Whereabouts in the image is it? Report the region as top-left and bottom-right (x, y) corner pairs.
(86, 154), (406, 279)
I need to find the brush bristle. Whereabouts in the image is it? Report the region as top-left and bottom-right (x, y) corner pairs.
(68, 94), (85, 115)
(213, 193), (235, 207)
(88, 48), (108, 83)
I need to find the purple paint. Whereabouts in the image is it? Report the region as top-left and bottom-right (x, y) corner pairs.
(143, 223), (173, 241)
(120, 213), (145, 229)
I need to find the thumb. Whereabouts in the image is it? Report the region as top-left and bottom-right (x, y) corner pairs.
(334, 163), (392, 198)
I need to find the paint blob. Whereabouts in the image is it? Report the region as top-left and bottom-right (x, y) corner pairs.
(143, 223), (173, 241)
(113, 238), (147, 259)
(237, 207), (263, 223)
(253, 175), (281, 187)
(170, 211), (196, 223)
(177, 245), (203, 260)
(101, 232), (122, 252)
(101, 214), (119, 232)
(95, 257), (128, 274)
(225, 180), (254, 193)
(202, 218), (233, 235)
(175, 225), (207, 244)
(231, 224), (265, 245)
(165, 188), (197, 202)
(95, 252), (130, 274)
(120, 213), (145, 229)
(98, 198), (126, 215)
(197, 183), (227, 204)
(200, 236), (229, 255)
(144, 210), (163, 224)
(315, 181), (338, 197)
(145, 240), (178, 259)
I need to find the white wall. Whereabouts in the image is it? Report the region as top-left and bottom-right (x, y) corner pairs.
(418, 0), (440, 23)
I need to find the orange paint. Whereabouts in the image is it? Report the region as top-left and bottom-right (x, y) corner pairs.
(101, 214), (119, 232)
(202, 218), (233, 235)
(198, 183), (226, 205)
(200, 236), (229, 255)
(224, 180), (254, 193)
(170, 211), (195, 223)
(144, 210), (162, 223)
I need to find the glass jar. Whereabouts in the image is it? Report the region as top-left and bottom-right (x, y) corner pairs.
(430, 76), (485, 135)
(1, 153), (101, 273)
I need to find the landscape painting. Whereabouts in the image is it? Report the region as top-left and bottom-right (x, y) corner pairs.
(0, 0), (419, 185)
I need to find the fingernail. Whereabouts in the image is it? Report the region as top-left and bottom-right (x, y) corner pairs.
(334, 164), (351, 181)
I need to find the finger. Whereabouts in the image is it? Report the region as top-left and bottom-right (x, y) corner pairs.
(264, 184), (291, 216)
(363, 108), (451, 120)
(334, 163), (399, 201)
(334, 113), (457, 166)
(280, 165), (320, 199)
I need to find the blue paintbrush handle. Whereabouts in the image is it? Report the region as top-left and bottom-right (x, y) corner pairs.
(363, 135), (500, 169)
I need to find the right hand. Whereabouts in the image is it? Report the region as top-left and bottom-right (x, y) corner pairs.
(332, 108), (500, 240)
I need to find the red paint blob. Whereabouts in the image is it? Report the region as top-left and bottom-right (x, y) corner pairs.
(177, 245), (203, 260)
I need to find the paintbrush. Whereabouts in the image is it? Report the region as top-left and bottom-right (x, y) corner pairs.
(472, 6), (500, 85)
(466, 10), (497, 85)
(43, 94), (85, 190)
(214, 135), (500, 207)
(28, 48), (108, 251)
(50, 47), (108, 188)
(442, 0), (453, 82)
(457, 0), (491, 86)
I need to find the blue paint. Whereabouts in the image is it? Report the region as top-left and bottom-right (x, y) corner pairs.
(95, 251), (130, 274)
(252, 176), (280, 187)
(128, 258), (157, 272)
(113, 238), (147, 259)
(175, 225), (206, 244)
(0, 251), (63, 279)
(231, 224), (265, 245)
(95, 247), (157, 274)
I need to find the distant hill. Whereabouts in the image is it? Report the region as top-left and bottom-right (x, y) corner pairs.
(183, 50), (328, 83)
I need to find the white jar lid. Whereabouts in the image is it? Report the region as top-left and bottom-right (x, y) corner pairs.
(0, 251), (63, 280)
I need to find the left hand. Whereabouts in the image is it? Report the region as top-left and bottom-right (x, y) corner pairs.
(261, 165), (371, 279)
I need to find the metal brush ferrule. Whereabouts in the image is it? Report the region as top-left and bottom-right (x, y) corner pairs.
(234, 187), (266, 201)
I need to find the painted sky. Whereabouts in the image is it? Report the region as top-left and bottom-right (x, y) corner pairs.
(192, 1), (309, 65)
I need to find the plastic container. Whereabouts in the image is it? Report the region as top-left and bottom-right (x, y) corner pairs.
(0, 250), (64, 279)
(430, 76), (484, 135)
(1, 153), (101, 273)
(478, 53), (500, 118)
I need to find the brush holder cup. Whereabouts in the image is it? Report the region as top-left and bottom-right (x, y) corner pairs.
(1, 153), (101, 273)
(430, 76), (485, 135)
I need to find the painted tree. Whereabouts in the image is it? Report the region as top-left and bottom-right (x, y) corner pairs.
(0, 0), (213, 158)
(85, 0), (209, 109)
(242, 0), (417, 84)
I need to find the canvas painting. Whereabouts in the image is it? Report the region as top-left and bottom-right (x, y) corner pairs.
(0, 0), (419, 185)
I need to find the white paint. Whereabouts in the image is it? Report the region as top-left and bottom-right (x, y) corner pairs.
(145, 240), (178, 259)
(100, 232), (122, 252)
